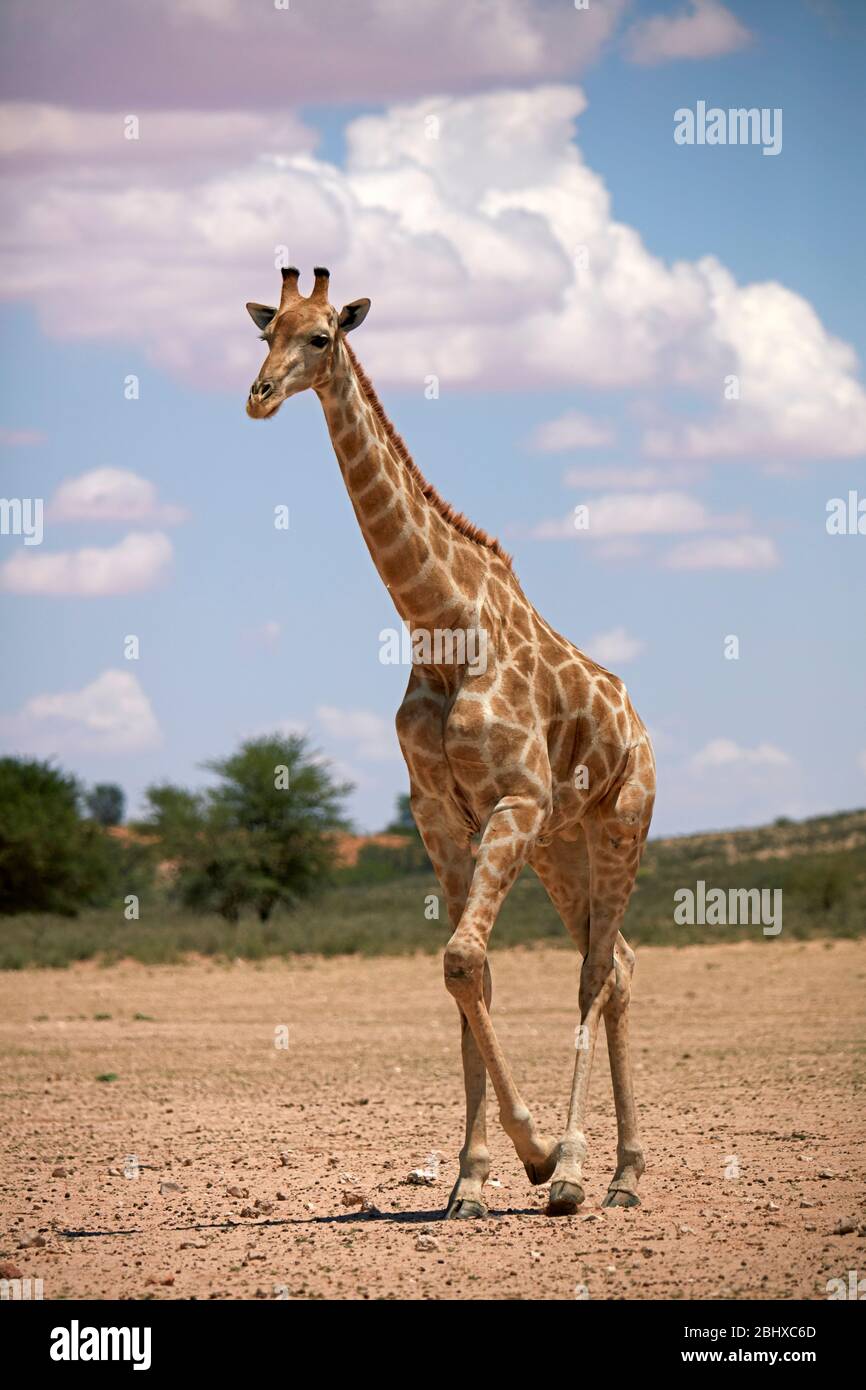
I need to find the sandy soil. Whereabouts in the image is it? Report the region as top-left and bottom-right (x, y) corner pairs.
(1, 939), (864, 1301)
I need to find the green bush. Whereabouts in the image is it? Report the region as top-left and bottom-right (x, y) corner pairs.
(139, 733), (352, 922)
(0, 758), (124, 915)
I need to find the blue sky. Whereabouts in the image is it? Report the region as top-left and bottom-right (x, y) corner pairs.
(1, 0), (864, 835)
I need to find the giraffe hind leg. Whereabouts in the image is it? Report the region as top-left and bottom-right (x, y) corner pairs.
(531, 779), (652, 1214)
(528, 833), (591, 1212)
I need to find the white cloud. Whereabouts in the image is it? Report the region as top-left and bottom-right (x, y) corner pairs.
(1, 86), (863, 463)
(641, 268), (866, 460)
(623, 1), (751, 66)
(0, 105), (316, 170)
(0, 1), (627, 107)
(0, 427), (44, 446)
(0, 669), (161, 754)
(529, 411), (615, 452)
(533, 488), (775, 570)
(315, 705), (399, 761)
(664, 534), (779, 570)
(662, 734), (801, 832)
(50, 468), (186, 524)
(690, 739), (792, 772)
(532, 489), (728, 540)
(587, 625), (645, 666)
(0, 530), (173, 595)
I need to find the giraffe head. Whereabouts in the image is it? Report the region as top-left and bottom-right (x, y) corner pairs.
(245, 266), (370, 418)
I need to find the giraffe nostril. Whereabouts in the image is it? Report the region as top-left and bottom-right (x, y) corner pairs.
(251, 379), (274, 401)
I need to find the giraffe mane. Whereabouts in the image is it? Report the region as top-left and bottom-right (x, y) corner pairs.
(343, 340), (513, 570)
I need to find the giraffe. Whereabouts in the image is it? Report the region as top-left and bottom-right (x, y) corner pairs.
(246, 265), (656, 1218)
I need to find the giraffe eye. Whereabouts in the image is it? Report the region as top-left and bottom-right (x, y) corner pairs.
(310, 334), (329, 348)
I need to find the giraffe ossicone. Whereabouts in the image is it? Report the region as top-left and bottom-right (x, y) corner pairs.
(246, 264), (656, 1218)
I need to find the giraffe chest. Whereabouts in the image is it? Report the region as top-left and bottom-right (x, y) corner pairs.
(442, 687), (549, 808)
(397, 675), (548, 834)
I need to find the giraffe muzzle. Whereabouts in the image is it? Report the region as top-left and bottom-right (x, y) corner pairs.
(247, 380), (279, 418)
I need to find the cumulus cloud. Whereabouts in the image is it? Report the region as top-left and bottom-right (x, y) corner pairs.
(663, 735), (800, 830)
(640, 269), (866, 459)
(690, 739), (792, 772)
(664, 534), (779, 570)
(49, 468), (186, 524)
(0, 669), (161, 754)
(0, 530), (173, 595)
(0, 0), (626, 107)
(531, 489), (737, 540)
(532, 486), (776, 567)
(529, 410), (615, 452)
(1, 85), (863, 462)
(623, 0), (751, 66)
(315, 705), (400, 761)
(0, 104), (315, 170)
(587, 625), (645, 666)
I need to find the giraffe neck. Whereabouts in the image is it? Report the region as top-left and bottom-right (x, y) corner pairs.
(315, 339), (471, 629)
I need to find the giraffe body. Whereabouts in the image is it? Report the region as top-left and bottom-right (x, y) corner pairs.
(246, 266), (656, 1216)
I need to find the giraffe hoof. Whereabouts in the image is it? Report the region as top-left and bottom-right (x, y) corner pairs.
(546, 1180), (585, 1216)
(602, 1186), (641, 1209)
(445, 1197), (489, 1221)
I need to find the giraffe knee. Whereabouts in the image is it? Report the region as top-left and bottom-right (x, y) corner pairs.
(444, 936), (485, 1001)
(579, 954), (616, 1018)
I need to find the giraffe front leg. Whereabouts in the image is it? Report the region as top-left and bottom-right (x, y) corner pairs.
(407, 793), (493, 1219)
(445, 959), (492, 1220)
(601, 936), (645, 1208)
(551, 941), (644, 1212)
(443, 795), (558, 1186)
(546, 945), (616, 1215)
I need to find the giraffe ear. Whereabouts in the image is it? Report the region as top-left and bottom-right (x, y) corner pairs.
(246, 302), (277, 331)
(338, 298), (371, 333)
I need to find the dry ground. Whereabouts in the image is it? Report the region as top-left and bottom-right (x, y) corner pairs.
(1, 939), (864, 1301)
